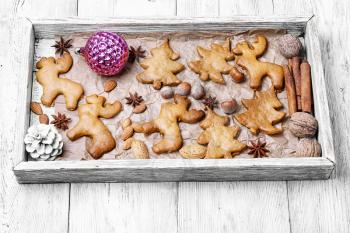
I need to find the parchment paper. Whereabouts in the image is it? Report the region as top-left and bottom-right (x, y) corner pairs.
(31, 30), (301, 160)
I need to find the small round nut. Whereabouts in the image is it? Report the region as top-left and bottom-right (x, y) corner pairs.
(277, 34), (302, 58)
(133, 102), (147, 114)
(191, 82), (205, 100)
(295, 138), (321, 157)
(39, 114), (49, 124)
(160, 86), (174, 99)
(229, 67), (245, 83)
(175, 82), (191, 96)
(289, 112), (318, 138)
(220, 99), (238, 114)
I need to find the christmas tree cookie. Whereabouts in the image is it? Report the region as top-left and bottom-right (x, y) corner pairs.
(234, 86), (285, 135)
(136, 39), (185, 90)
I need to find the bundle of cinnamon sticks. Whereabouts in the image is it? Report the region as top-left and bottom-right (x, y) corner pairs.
(283, 57), (313, 115)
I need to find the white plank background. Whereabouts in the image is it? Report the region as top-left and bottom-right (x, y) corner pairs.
(0, 0), (349, 232)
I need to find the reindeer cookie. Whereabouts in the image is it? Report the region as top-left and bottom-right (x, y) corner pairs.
(188, 38), (235, 84)
(136, 39), (185, 90)
(67, 95), (122, 159)
(233, 35), (284, 90)
(36, 52), (84, 110)
(132, 95), (205, 154)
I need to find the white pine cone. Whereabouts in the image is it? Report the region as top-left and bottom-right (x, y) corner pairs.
(24, 124), (63, 161)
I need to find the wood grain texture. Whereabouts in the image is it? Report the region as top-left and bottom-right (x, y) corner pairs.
(286, 0), (350, 232)
(69, 183), (178, 233)
(177, 0), (219, 17)
(77, 0), (116, 17)
(219, 0), (274, 16)
(1, 0), (349, 232)
(31, 16), (309, 39)
(0, 18), (70, 233)
(178, 181), (290, 233)
(15, 0), (77, 17)
(14, 158), (334, 183)
(115, 0), (176, 17)
(0, 1), (77, 233)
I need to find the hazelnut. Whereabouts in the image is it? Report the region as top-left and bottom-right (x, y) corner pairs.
(175, 82), (191, 96)
(229, 67), (245, 83)
(191, 82), (205, 100)
(220, 99), (238, 114)
(160, 86), (174, 99)
(277, 34), (302, 58)
(289, 112), (318, 138)
(295, 138), (321, 157)
(133, 102), (147, 114)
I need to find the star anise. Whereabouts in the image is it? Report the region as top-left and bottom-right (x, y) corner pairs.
(128, 46), (146, 63)
(126, 92), (144, 107)
(202, 95), (218, 110)
(51, 112), (71, 130)
(51, 37), (73, 56)
(247, 139), (270, 158)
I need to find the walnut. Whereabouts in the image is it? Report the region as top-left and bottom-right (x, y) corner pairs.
(289, 112), (318, 138)
(277, 34), (302, 58)
(295, 138), (321, 157)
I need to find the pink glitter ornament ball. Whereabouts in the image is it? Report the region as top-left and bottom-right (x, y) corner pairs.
(80, 31), (129, 76)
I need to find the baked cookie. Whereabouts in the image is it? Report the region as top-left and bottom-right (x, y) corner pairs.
(67, 95), (122, 159)
(132, 95), (204, 154)
(188, 38), (235, 84)
(136, 39), (185, 90)
(234, 86), (285, 135)
(36, 52), (84, 110)
(198, 109), (246, 158)
(233, 35), (284, 90)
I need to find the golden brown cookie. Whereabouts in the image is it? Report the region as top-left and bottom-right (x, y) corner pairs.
(234, 86), (285, 135)
(188, 38), (235, 84)
(36, 52), (84, 110)
(136, 39), (185, 90)
(233, 35), (284, 90)
(198, 109), (246, 158)
(199, 108), (229, 129)
(67, 95), (122, 159)
(132, 94), (205, 154)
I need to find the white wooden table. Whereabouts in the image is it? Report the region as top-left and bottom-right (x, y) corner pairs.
(0, 0), (349, 232)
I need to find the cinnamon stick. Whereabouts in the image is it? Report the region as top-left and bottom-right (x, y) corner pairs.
(291, 57), (302, 110)
(301, 59), (313, 113)
(283, 65), (297, 115)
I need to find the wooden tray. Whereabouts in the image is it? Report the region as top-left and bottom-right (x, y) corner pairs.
(12, 16), (335, 183)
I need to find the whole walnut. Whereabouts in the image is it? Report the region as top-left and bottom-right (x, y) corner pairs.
(277, 34), (302, 58)
(289, 112), (318, 138)
(295, 138), (321, 157)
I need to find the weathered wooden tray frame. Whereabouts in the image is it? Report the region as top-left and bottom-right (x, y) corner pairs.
(12, 16), (335, 183)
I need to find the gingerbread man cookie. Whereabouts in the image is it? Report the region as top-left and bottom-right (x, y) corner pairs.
(198, 109), (246, 158)
(234, 86), (285, 135)
(188, 38), (235, 84)
(233, 35), (284, 90)
(36, 52), (84, 110)
(67, 95), (122, 159)
(132, 94), (205, 154)
(136, 39), (185, 90)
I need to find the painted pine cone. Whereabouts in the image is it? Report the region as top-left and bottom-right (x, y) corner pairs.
(24, 124), (63, 161)
(81, 31), (129, 76)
